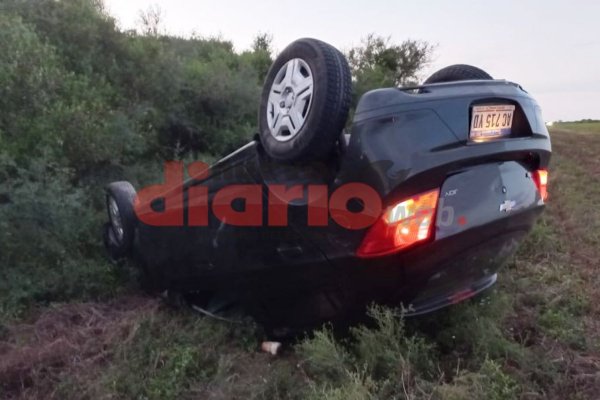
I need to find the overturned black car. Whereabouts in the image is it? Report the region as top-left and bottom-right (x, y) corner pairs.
(104, 38), (551, 333)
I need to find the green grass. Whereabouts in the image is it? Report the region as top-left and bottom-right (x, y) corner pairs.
(3, 128), (600, 399)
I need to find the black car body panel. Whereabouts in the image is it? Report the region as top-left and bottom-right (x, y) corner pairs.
(123, 80), (551, 329)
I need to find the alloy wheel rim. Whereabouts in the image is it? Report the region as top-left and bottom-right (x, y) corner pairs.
(266, 58), (314, 142)
(108, 197), (124, 242)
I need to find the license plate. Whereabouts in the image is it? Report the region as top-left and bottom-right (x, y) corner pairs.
(470, 105), (515, 140)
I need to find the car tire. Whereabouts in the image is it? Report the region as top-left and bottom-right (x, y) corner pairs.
(424, 64), (492, 84)
(105, 181), (137, 259)
(258, 38), (352, 162)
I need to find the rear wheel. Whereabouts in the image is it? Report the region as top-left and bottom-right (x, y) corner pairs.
(259, 38), (352, 162)
(424, 64), (492, 84)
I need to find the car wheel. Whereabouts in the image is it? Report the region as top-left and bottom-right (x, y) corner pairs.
(259, 38), (352, 162)
(424, 64), (492, 84)
(105, 181), (137, 259)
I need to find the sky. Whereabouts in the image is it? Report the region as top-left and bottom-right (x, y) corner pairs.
(103, 0), (600, 122)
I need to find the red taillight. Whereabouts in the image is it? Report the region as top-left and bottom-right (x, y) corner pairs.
(533, 169), (548, 201)
(357, 189), (440, 258)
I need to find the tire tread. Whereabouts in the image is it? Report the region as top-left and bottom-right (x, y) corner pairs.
(424, 64), (492, 84)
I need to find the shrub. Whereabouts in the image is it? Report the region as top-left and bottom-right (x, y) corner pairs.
(0, 154), (121, 319)
(297, 306), (437, 399)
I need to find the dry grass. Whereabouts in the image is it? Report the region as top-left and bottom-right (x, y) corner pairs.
(0, 296), (159, 399)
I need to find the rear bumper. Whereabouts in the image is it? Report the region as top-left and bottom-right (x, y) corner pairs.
(250, 204), (541, 328)
(346, 205), (537, 308)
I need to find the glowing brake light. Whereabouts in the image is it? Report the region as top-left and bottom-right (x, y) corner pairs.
(357, 189), (440, 258)
(533, 169), (548, 201)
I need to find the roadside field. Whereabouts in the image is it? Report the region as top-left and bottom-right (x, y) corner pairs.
(552, 121), (600, 134)
(2, 127), (599, 400)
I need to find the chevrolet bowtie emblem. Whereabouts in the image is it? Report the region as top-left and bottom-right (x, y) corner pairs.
(499, 200), (517, 212)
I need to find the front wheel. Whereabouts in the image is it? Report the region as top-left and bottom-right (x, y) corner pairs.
(104, 181), (137, 260)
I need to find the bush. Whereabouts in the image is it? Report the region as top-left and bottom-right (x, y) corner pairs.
(0, 153), (122, 319)
(297, 306), (437, 399)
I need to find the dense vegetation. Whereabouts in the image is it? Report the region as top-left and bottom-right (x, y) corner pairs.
(0, 0), (266, 318)
(0, 0), (259, 318)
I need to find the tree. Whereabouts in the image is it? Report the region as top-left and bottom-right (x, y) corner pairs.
(246, 33), (274, 83)
(347, 34), (434, 107)
(138, 4), (163, 37)
(251, 32), (273, 53)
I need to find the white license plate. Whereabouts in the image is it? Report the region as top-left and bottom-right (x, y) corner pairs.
(470, 105), (515, 140)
